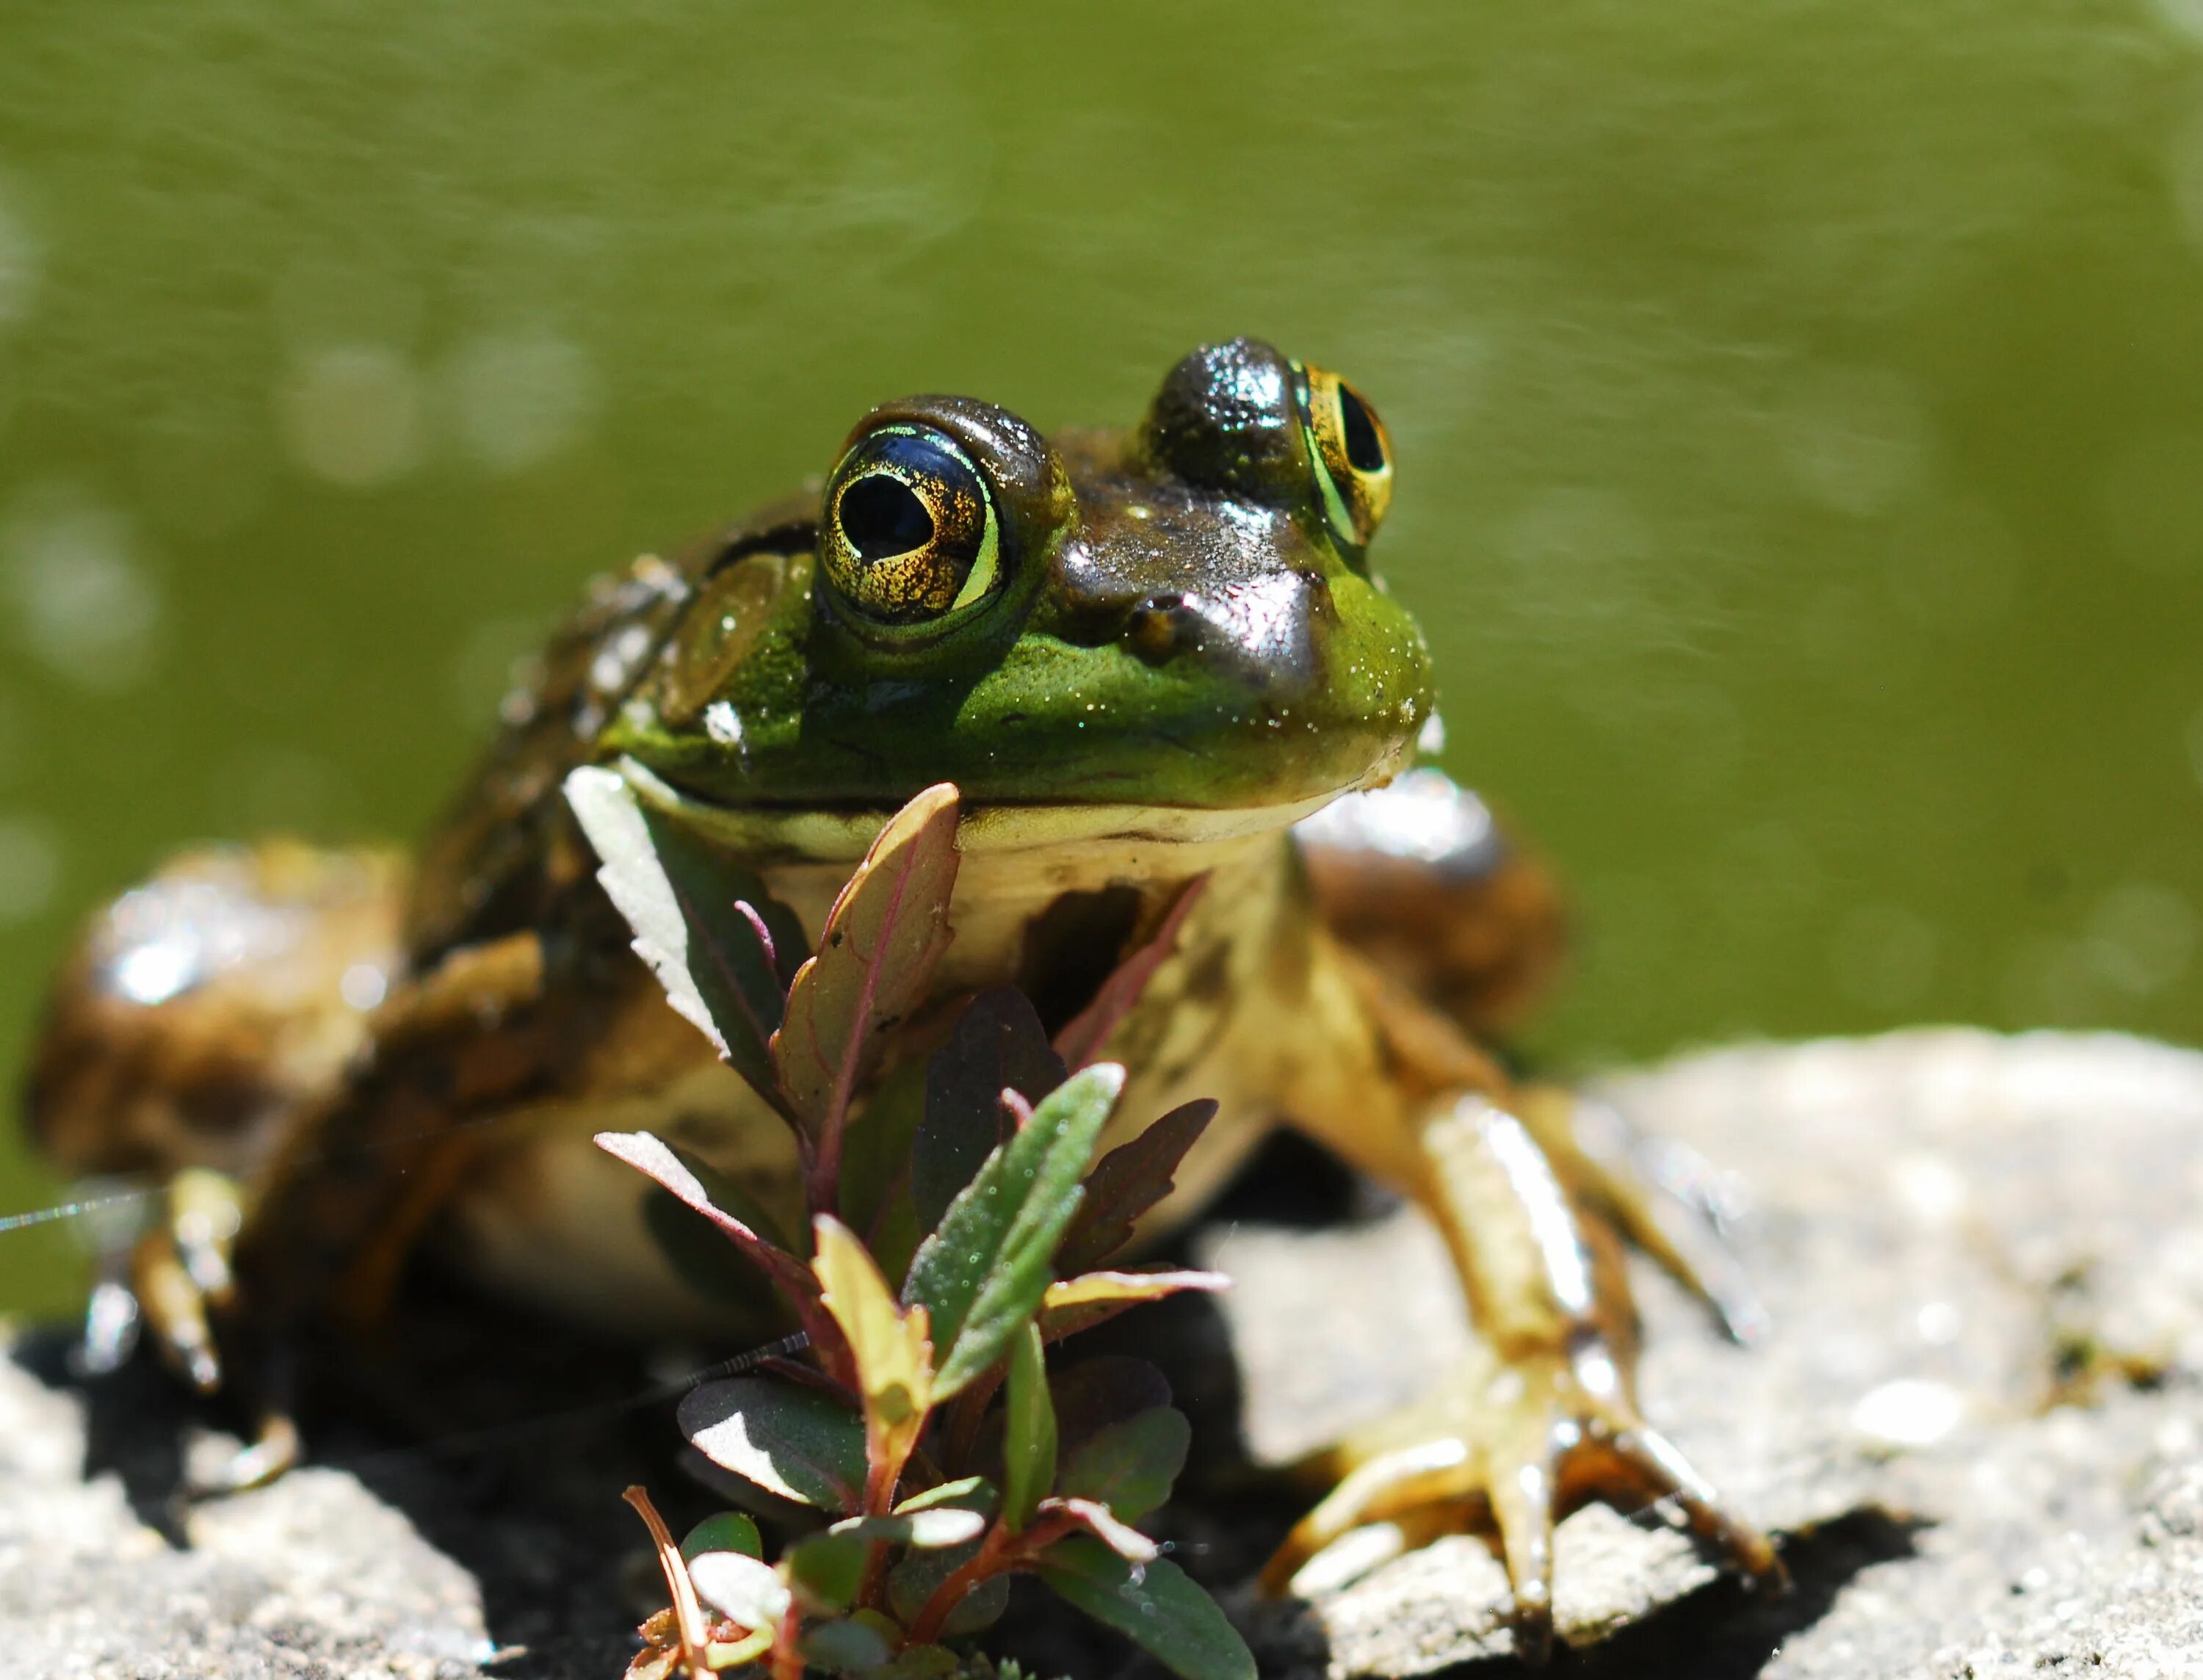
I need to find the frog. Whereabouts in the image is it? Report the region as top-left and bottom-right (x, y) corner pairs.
(24, 338), (1780, 1656)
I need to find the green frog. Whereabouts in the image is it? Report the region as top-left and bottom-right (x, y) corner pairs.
(25, 338), (1779, 1654)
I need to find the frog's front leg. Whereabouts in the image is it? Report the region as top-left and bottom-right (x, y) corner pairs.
(1295, 772), (1765, 1343)
(1262, 938), (1781, 1656)
(1270, 1090), (1783, 1653)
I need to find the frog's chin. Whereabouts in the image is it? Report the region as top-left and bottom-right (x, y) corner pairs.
(613, 755), (1366, 866)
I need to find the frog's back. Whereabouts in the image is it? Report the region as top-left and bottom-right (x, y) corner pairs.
(24, 492), (820, 1197)
(405, 491), (819, 968)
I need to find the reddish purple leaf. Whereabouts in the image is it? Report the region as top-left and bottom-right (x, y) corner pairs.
(595, 1129), (853, 1383)
(773, 784), (961, 1209)
(1055, 1099), (1216, 1273)
(1050, 875), (1208, 1070)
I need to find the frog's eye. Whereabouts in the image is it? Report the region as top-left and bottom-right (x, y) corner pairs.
(820, 424), (1002, 626)
(1295, 363), (1394, 551)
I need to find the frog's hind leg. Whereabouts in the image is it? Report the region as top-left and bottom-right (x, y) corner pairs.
(23, 841), (406, 1469)
(26, 840), (408, 1185)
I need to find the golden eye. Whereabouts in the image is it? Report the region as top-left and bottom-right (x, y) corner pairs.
(820, 424), (1001, 626)
(1295, 363), (1394, 550)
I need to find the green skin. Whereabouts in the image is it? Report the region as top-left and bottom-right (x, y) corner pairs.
(602, 344), (1433, 818)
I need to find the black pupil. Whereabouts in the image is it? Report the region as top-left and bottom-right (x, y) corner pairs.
(1336, 385), (1386, 474)
(842, 474), (933, 562)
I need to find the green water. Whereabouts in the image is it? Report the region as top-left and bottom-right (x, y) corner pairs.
(7, 1), (2203, 1315)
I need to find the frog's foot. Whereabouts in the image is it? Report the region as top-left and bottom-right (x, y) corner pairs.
(1264, 1340), (1784, 1661)
(115, 1168), (304, 1491)
(1513, 1085), (1769, 1348)
(128, 1167), (245, 1394)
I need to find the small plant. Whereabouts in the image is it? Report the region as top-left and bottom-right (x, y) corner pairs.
(565, 769), (1251, 1680)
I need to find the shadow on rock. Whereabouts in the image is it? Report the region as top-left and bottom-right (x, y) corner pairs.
(12, 1325), (195, 1546)
(1513, 1511), (1925, 1680)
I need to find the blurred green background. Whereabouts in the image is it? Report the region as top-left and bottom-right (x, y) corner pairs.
(8, 0), (2203, 1315)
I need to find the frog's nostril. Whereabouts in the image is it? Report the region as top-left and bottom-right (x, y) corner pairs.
(1123, 595), (1198, 666)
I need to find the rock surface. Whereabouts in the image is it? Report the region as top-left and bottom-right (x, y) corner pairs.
(1218, 1029), (2203, 1678)
(7, 1029), (2203, 1679)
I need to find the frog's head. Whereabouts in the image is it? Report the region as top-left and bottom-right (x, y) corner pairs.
(607, 338), (1434, 848)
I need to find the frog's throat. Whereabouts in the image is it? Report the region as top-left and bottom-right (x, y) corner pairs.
(613, 756), (1345, 866)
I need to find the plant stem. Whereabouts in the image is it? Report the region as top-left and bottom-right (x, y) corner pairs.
(904, 1511), (1080, 1647)
(903, 1529), (1012, 1648)
(770, 1601), (804, 1680)
(623, 1486), (710, 1677)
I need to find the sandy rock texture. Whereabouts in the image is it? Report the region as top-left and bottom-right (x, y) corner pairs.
(1217, 1029), (2203, 1677)
(0, 1352), (491, 1679)
(5, 1028), (2203, 1679)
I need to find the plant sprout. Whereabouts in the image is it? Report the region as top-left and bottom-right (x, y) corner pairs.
(566, 768), (1252, 1680)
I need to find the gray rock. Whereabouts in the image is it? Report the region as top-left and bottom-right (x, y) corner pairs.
(0, 1352), (492, 1679)
(1212, 1029), (2203, 1677)
(5, 1029), (2202, 1679)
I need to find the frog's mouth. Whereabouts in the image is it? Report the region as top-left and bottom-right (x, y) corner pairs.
(615, 755), (1356, 868)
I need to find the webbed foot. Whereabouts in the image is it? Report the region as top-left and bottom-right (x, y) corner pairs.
(1265, 1336), (1784, 1660)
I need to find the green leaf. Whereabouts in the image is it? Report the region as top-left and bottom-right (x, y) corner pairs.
(902, 1063), (1125, 1397)
(894, 1475), (995, 1518)
(639, 1140), (806, 1308)
(872, 1645), (961, 1680)
(680, 1511), (763, 1562)
(827, 1507), (987, 1549)
(812, 1214), (933, 1496)
(1049, 875), (1207, 1069)
(1042, 1267), (1229, 1314)
(1035, 1539), (1254, 1680)
(677, 1377), (867, 1511)
(1050, 1356), (1172, 1453)
(1055, 1407), (1190, 1523)
(786, 1528), (869, 1612)
(685, 1549), (788, 1630)
(1055, 1100), (1216, 1273)
(886, 1543), (1010, 1637)
(914, 988), (1065, 1235)
(564, 764), (806, 1106)
(772, 782), (961, 1188)
(1001, 1322), (1057, 1532)
(837, 1053), (927, 1240)
(797, 1613), (893, 1674)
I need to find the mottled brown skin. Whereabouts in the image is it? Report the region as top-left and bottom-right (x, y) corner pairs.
(24, 341), (1780, 1658)
(28, 843), (405, 1181)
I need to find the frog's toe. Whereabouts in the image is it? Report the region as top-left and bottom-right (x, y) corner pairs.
(1557, 1404), (1785, 1589)
(127, 1167), (247, 1394)
(1519, 1087), (1770, 1347)
(131, 1223), (225, 1392)
(1264, 1349), (1783, 1660)
(193, 1411), (303, 1494)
